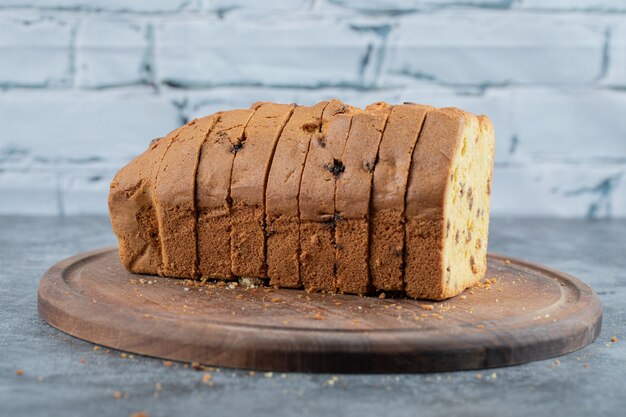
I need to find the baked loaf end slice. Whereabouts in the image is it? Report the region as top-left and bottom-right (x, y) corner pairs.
(230, 102), (295, 278)
(196, 109), (256, 279)
(370, 104), (431, 291)
(109, 126), (182, 274)
(404, 108), (495, 300)
(266, 101), (328, 287)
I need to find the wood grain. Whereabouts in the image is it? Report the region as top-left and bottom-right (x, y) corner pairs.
(38, 248), (602, 373)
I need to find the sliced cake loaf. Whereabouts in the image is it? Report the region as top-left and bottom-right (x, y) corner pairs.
(404, 108), (495, 300)
(266, 102), (328, 287)
(335, 102), (391, 294)
(109, 126), (183, 274)
(110, 99), (495, 300)
(155, 116), (218, 278)
(230, 102), (295, 278)
(196, 109), (256, 279)
(370, 104), (431, 291)
(299, 100), (359, 292)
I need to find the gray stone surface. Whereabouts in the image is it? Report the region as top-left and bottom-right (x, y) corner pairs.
(0, 216), (624, 417)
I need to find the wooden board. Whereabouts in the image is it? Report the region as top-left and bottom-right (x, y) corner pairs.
(38, 248), (602, 373)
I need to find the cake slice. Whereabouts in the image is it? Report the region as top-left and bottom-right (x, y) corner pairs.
(404, 108), (495, 300)
(154, 116), (218, 278)
(230, 102), (295, 278)
(370, 104), (431, 291)
(109, 126), (183, 274)
(299, 100), (359, 292)
(196, 109), (256, 279)
(334, 103), (391, 294)
(266, 101), (328, 287)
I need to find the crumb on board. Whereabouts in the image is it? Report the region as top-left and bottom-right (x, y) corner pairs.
(93, 346), (101, 351)
(163, 361), (174, 367)
(114, 391), (122, 399)
(264, 372), (273, 378)
(130, 412), (149, 417)
(379, 292), (386, 299)
(421, 305), (434, 311)
(611, 336), (618, 343)
(15, 369), (24, 376)
(310, 312), (324, 320)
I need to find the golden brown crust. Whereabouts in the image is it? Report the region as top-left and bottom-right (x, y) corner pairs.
(230, 102), (295, 278)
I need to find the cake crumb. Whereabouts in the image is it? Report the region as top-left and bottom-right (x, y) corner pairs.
(311, 312), (324, 320)
(248, 371), (256, 377)
(202, 373), (213, 386)
(421, 305), (434, 311)
(611, 336), (618, 343)
(120, 353), (128, 359)
(163, 361), (174, 367)
(93, 346), (101, 351)
(325, 376), (339, 386)
(264, 372), (273, 378)
(15, 369), (24, 376)
(114, 391), (122, 399)
(475, 373), (482, 379)
(551, 359), (560, 368)
(271, 298), (282, 303)
(490, 372), (497, 379)
(130, 412), (149, 417)
(379, 293), (386, 299)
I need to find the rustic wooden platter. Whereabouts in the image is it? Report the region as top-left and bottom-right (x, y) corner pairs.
(38, 247), (601, 373)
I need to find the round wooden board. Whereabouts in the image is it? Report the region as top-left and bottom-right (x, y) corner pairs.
(38, 247), (602, 373)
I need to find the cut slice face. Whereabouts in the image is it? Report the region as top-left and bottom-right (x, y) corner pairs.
(109, 125), (183, 275)
(196, 109), (256, 279)
(299, 100), (359, 293)
(370, 104), (431, 291)
(335, 102), (391, 294)
(230, 102), (295, 278)
(266, 101), (328, 287)
(404, 108), (495, 300)
(155, 116), (218, 278)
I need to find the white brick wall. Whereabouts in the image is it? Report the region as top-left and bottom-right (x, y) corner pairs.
(0, 0), (625, 218)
